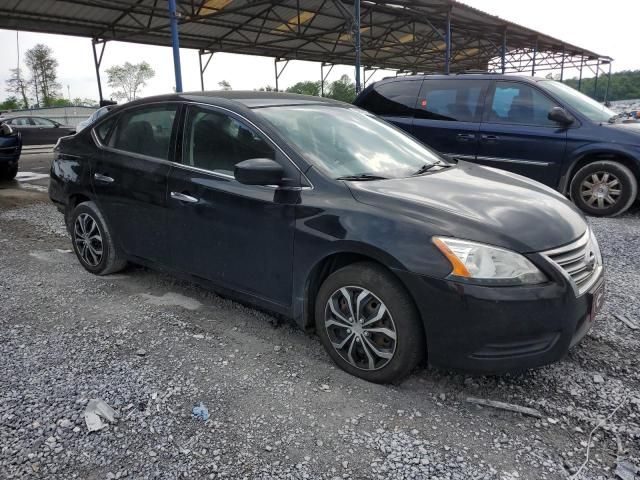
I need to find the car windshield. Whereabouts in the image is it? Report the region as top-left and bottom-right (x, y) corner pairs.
(538, 80), (616, 123)
(255, 104), (445, 179)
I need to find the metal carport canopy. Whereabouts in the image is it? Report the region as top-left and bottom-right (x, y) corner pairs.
(0, 0), (611, 92)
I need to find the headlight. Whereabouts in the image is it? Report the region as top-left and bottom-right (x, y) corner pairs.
(433, 237), (547, 286)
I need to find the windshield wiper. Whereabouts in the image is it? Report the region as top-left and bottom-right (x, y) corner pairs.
(336, 173), (389, 181)
(412, 162), (449, 176)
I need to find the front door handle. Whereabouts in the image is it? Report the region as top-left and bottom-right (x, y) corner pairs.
(94, 173), (114, 183)
(457, 133), (476, 142)
(481, 134), (500, 142)
(170, 191), (199, 204)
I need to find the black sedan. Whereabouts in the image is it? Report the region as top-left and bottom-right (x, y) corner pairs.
(3, 115), (75, 145)
(49, 92), (605, 383)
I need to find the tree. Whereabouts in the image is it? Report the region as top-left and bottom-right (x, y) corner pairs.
(218, 80), (232, 91)
(105, 61), (155, 102)
(5, 68), (30, 109)
(0, 97), (20, 111)
(564, 70), (640, 102)
(286, 80), (322, 96)
(24, 44), (61, 107)
(326, 74), (356, 103)
(256, 85), (276, 92)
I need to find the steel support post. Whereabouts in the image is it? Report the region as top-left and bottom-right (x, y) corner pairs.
(274, 58), (289, 92)
(531, 39), (537, 76)
(354, 0), (362, 93)
(91, 39), (106, 104)
(593, 61), (600, 100)
(444, 7), (452, 74)
(501, 29), (507, 74)
(578, 54), (584, 91)
(604, 62), (612, 103)
(560, 45), (565, 81)
(320, 62), (334, 96)
(168, 0), (183, 92)
(198, 50), (214, 91)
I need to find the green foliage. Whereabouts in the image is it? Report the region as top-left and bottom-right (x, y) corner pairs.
(0, 96), (20, 111)
(49, 98), (72, 107)
(286, 81), (323, 96)
(564, 70), (640, 102)
(218, 80), (232, 91)
(325, 75), (357, 103)
(5, 68), (30, 109)
(106, 61), (155, 102)
(256, 85), (277, 92)
(25, 44), (61, 107)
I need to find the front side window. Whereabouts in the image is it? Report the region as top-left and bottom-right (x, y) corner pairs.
(32, 117), (57, 127)
(256, 104), (445, 179)
(488, 82), (558, 126)
(182, 106), (275, 176)
(538, 80), (616, 123)
(109, 105), (177, 160)
(358, 80), (421, 117)
(416, 80), (485, 122)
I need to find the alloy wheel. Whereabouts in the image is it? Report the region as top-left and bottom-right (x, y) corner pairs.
(74, 213), (103, 267)
(324, 286), (397, 371)
(580, 171), (622, 209)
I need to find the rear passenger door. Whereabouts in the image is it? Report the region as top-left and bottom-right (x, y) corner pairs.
(356, 79), (422, 134)
(410, 79), (488, 161)
(90, 104), (178, 263)
(477, 81), (567, 186)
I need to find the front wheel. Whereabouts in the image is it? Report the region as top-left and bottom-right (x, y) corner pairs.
(0, 163), (18, 181)
(570, 161), (637, 217)
(69, 201), (126, 275)
(315, 262), (425, 384)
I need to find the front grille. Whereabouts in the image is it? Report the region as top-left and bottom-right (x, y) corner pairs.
(543, 230), (602, 296)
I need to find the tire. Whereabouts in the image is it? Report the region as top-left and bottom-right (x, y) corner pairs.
(570, 161), (638, 217)
(0, 163), (18, 181)
(315, 262), (425, 384)
(69, 201), (126, 275)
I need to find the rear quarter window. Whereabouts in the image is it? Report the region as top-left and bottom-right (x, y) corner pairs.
(357, 80), (422, 117)
(416, 79), (486, 122)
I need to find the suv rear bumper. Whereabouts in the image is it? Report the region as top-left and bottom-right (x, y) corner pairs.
(393, 268), (604, 373)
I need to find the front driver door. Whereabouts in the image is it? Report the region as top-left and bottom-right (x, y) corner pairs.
(166, 105), (298, 307)
(90, 103), (178, 263)
(477, 81), (568, 186)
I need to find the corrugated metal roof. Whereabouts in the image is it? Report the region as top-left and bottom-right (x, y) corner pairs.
(0, 0), (610, 73)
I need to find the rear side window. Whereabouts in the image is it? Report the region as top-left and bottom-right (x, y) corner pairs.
(358, 80), (421, 117)
(95, 117), (115, 143)
(9, 117), (32, 126)
(32, 117), (56, 127)
(109, 105), (177, 160)
(488, 82), (559, 126)
(416, 80), (485, 122)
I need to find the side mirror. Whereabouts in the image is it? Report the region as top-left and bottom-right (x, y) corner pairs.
(548, 107), (574, 125)
(234, 158), (284, 186)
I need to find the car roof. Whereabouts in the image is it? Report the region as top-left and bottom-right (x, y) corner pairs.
(121, 91), (346, 109)
(374, 73), (550, 85)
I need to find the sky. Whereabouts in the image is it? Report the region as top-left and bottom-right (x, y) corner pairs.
(0, 0), (638, 103)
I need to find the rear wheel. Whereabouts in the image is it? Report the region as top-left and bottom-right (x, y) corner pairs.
(69, 201), (126, 275)
(315, 262), (425, 384)
(570, 161), (637, 217)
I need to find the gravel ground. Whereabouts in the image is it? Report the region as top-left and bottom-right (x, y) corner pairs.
(0, 188), (639, 480)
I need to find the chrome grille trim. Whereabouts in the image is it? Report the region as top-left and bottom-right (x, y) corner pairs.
(542, 230), (603, 297)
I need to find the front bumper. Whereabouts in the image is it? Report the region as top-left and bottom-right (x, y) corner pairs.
(393, 266), (604, 373)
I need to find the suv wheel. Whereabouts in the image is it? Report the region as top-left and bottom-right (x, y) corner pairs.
(0, 163), (18, 181)
(570, 161), (637, 217)
(69, 201), (126, 275)
(315, 262), (424, 384)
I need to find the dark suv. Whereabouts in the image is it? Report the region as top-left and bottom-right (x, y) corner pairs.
(355, 74), (640, 217)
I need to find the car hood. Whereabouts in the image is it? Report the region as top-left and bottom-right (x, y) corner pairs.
(347, 161), (587, 253)
(603, 121), (640, 143)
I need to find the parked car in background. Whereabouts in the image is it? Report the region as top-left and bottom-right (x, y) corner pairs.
(76, 105), (116, 133)
(355, 74), (640, 217)
(2, 116), (75, 145)
(0, 121), (22, 180)
(49, 92), (604, 384)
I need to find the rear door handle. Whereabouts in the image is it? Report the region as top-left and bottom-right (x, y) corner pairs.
(94, 173), (114, 183)
(481, 135), (500, 142)
(457, 133), (476, 142)
(170, 191), (199, 204)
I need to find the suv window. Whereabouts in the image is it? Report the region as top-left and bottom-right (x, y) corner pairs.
(358, 80), (421, 117)
(109, 105), (177, 159)
(182, 106), (275, 176)
(32, 117), (57, 127)
(488, 82), (558, 126)
(416, 80), (485, 122)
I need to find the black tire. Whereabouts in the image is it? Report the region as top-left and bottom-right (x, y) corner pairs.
(315, 262), (425, 384)
(69, 201), (126, 275)
(570, 161), (638, 217)
(0, 163), (18, 181)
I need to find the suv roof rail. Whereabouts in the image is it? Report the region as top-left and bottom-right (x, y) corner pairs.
(455, 69), (492, 75)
